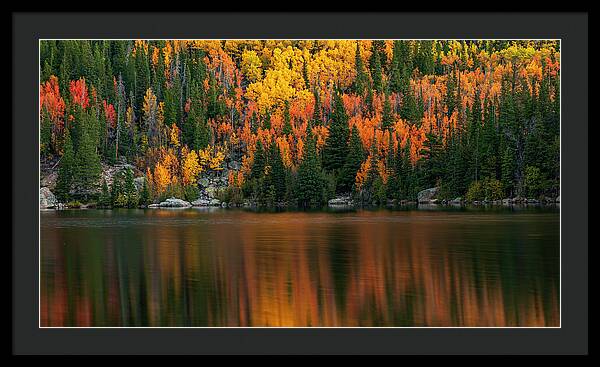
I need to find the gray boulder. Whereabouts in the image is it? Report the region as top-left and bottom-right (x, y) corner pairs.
(450, 197), (463, 204)
(228, 160), (241, 170)
(151, 197), (191, 208)
(328, 196), (353, 207)
(133, 176), (145, 191)
(40, 172), (58, 191)
(40, 187), (58, 209)
(417, 187), (439, 203)
(192, 198), (211, 206)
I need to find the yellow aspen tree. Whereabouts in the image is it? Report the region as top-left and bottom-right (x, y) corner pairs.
(182, 149), (201, 186)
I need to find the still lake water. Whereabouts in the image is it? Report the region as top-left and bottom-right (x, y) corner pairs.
(40, 207), (559, 327)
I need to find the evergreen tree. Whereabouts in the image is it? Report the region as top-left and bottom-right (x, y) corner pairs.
(40, 110), (52, 157)
(353, 41), (367, 95)
(400, 69), (418, 124)
(124, 168), (139, 208)
(419, 132), (444, 188)
(98, 178), (111, 208)
(263, 109), (271, 130)
(55, 129), (75, 202)
(73, 124), (102, 201)
(338, 125), (364, 193)
(381, 91), (394, 130)
(270, 143), (287, 202)
(251, 140), (266, 180)
(184, 81), (209, 150)
(370, 43), (383, 93)
(302, 56), (310, 90)
(140, 178), (151, 206)
(110, 172), (126, 207)
(312, 90), (322, 127)
(297, 132), (323, 208)
(322, 90), (349, 172)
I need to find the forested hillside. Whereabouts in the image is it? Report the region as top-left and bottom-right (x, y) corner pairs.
(39, 40), (560, 208)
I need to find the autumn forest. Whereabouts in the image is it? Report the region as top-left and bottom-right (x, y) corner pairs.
(39, 40), (560, 208)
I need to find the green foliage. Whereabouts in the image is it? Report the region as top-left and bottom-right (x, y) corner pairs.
(72, 121), (102, 201)
(55, 129), (75, 202)
(465, 180), (484, 202)
(297, 132), (324, 208)
(123, 168), (139, 208)
(524, 165), (544, 198)
(483, 177), (504, 201)
(322, 91), (349, 172)
(353, 41), (367, 95)
(338, 125), (364, 194)
(217, 185), (244, 206)
(381, 92), (394, 131)
(182, 185), (199, 203)
(98, 178), (111, 208)
(40, 40), (560, 208)
(466, 177), (504, 202)
(140, 179), (151, 206)
(251, 140), (266, 181)
(269, 143), (287, 202)
(370, 43), (383, 93)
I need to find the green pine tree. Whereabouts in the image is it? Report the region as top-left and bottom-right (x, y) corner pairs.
(250, 140), (266, 181)
(73, 123), (102, 201)
(381, 92), (394, 130)
(297, 131), (324, 208)
(338, 125), (365, 193)
(124, 168), (139, 208)
(140, 178), (150, 206)
(98, 178), (111, 208)
(269, 143), (287, 203)
(370, 44), (383, 93)
(322, 90), (349, 172)
(55, 128), (75, 202)
(353, 41), (367, 95)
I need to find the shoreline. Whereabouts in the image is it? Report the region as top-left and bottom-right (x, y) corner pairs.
(40, 202), (560, 212)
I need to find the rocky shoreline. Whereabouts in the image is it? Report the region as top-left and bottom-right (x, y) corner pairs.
(40, 162), (560, 211)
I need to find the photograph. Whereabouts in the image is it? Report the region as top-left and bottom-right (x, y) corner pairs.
(38, 39), (561, 328)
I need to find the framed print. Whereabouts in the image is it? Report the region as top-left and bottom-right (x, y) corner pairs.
(13, 12), (588, 355)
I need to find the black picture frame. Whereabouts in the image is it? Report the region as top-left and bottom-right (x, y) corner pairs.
(13, 12), (588, 355)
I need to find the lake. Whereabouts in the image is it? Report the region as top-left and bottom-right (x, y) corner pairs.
(40, 206), (560, 327)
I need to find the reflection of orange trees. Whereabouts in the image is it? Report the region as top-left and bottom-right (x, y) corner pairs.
(40, 211), (559, 327)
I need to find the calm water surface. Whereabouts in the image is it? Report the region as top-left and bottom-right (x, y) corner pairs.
(40, 207), (559, 327)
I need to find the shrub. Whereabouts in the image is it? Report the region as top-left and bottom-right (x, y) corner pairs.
(182, 185), (199, 202)
(483, 178), (504, 200)
(524, 165), (545, 198)
(466, 180), (484, 202)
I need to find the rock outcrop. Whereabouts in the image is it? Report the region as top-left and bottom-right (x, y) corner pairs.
(328, 196), (353, 207)
(450, 197), (463, 205)
(40, 187), (58, 209)
(191, 197), (222, 207)
(417, 187), (439, 204)
(133, 176), (146, 191)
(148, 197), (191, 208)
(191, 173), (229, 206)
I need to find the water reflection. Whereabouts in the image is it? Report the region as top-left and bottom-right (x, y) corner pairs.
(40, 209), (559, 327)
